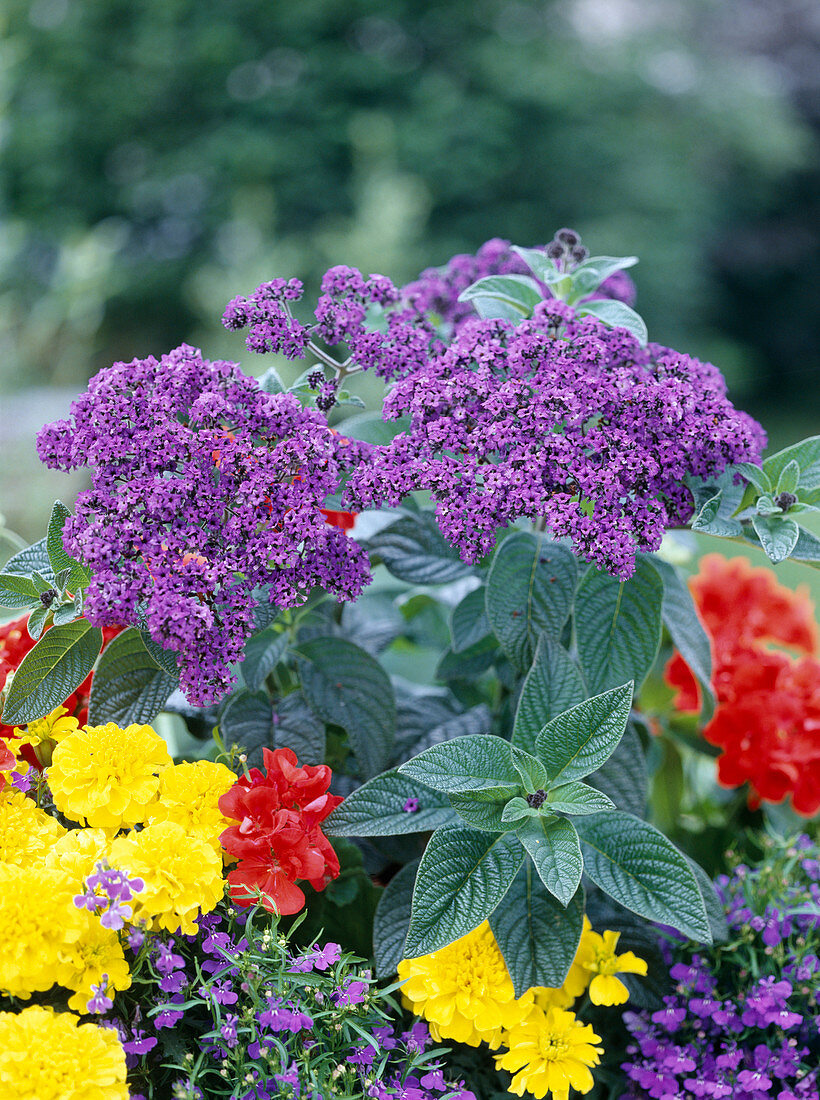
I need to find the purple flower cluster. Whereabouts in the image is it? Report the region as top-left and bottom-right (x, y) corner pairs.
(222, 278), (310, 358)
(346, 1021), (477, 1100)
(74, 861), (144, 930)
(622, 836), (820, 1100)
(346, 302), (765, 577)
(37, 344), (371, 703)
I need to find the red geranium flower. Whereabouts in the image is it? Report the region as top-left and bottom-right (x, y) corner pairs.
(665, 554), (820, 814)
(218, 747), (342, 914)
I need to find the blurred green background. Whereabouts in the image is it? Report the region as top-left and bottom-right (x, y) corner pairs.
(1, 0), (818, 543)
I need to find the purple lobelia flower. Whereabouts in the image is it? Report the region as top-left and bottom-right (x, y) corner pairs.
(37, 344), (371, 704)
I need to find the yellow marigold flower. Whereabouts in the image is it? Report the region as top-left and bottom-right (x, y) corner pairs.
(0, 865), (83, 998)
(397, 921), (532, 1048)
(573, 927), (648, 1006)
(56, 910), (132, 1013)
(14, 705), (80, 767)
(44, 827), (110, 883)
(0, 1005), (128, 1099)
(0, 786), (66, 865)
(108, 820), (223, 935)
(147, 759), (236, 846)
(530, 985), (576, 1012)
(560, 916), (595, 1000)
(496, 1004), (603, 1100)
(48, 721), (171, 830)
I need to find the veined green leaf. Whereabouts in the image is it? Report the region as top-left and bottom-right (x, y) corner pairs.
(546, 781), (615, 815)
(535, 683), (632, 785)
(398, 734), (522, 796)
(517, 815), (582, 907)
(325, 769), (455, 837)
(512, 637), (586, 754)
(2, 619), (102, 724)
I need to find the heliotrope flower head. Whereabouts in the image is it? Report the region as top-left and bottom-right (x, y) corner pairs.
(36, 344), (371, 704)
(496, 1004), (604, 1100)
(108, 820), (223, 935)
(344, 307), (764, 579)
(219, 748), (342, 915)
(0, 785), (66, 865)
(147, 759), (236, 847)
(48, 721), (171, 830)
(397, 921), (532, 1049)
(0, 1006), (128, 1100)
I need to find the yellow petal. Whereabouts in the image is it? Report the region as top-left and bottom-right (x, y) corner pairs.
(589, 973), (629, 1006)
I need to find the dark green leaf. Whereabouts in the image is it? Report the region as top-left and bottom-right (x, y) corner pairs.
(297, 637), (395, 779)
(576, 811), (711, 942)
(733, 462), (772, 494)
(763, 435), (820, 492)
(510, 744), (548, 792)
(220, 689), (273, 754)
(436, 636), (498, 681)
(242, 627), (288, 693)
(648, 556), (713, 711)
(404, 826), (524, 957)
(575, 557), (662, 694)
(87, 628), (176, 726)
(752, 514), (800, 564)
(0, 572), (41, 609)
(26, 605), (49, 638)
(271, 692), (326, 766)
(325, 769), (455, 837)
(1, 538), (54, 584)
(685, 856), (728, 944)
(46, 501), (90, 591)
(546, 781), (615, 815)
(2, 620), (102, 724)
(398, 734), (522, 795)
(535, 683), (632, 785)
(517, 815), (582, 906)
(691, 492), (743, 537)
(490, 865), (584, 997)
(587, 720), (648, 818)
(576, 298), (648, 344)
(366, 512), (474, 585)
(485, 533), (577, 672)
(512, 637), (586, 754)
(407, 704), (493, 755)
(448, 789), (512, 832)
(139, 632), (180, 678)
(501, 796), (536, 824)
(450, 586), (492, 652)
(373, 859), (420, 977)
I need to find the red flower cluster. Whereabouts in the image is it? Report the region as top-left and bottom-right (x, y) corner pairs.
(665, 554), (820, 815)
(218, 747), (342, 914)
(0, 614), (121, 767)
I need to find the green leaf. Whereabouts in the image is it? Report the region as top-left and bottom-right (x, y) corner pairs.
(490, 865), (584, 996)
(366, 512), (474, 585)
(373, 859), (420, 977)
(535, 683), (632, 785)
(0, 572), (41, 609)
(220, 689), (273, 752)
(547, 781), (615, 815)
(763, 436), (820, 492)
(733, 462), (772, 494)
(685, 855), (728, 945)
(501, 796), (537, 824)
(257, 366), (285, 395)
(510, 246), (565, 285)
(404, 826), (524, 957)
(435, 636), (498, 681)
(87, 628), (176, 726)
(458, 274), (544, 316)
(485, 533), (577, 672)
(587, 721), (648, 818)
(449, 789), (512, 832)
(242, 626), (288, 693)
(404, 704), (493, 756)
(517, 815), (582, 907)
(46, 501), (90, 591)
(576, 811), (711, 942)
(139, 632), (180, 678)
(324, 769), (455, 837)
(52, 589), (84, 627)
(271, 692), (326, 766)
(752, 515), (800, 564)
(576, 298), (648, 344)
(450, 586), (492, 652)
(575, 557), (662, 695)
(398, 734), (522, 796)
(569, 255), (639, 298)
(2, 620), (102, 725)
(786, 525), (820, 567)
(510, 744), (548, 793)
(26, 605), (49, 639)
(648, 556), (714, 712)
(340, 412), (410, 446)
(1, 538), (54, 584)
(512, 637), (586, 754)
(297, 637), (395, 779)
(776, 459), (800, 496)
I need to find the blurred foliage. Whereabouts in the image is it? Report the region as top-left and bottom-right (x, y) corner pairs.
(0, 0), (815, 401)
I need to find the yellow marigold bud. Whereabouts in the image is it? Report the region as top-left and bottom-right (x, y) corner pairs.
(397, 921), (532, 1049)
(108, 820), (223, 935)
(0, 1005), (128, 1099)
(147, 759), (236, 847)
(0, 786), (66, 865)
(48, 721), (171, 830)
